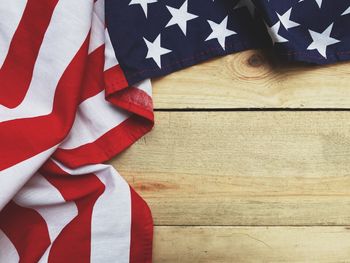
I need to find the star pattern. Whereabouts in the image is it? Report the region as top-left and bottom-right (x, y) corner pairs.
(342, 6), (350, 16)
(206, 16), (236, 50)
(134, 0), (347, 63)
(135, 0), (348, 63)
(144, 35), (172, 68)
(307, 23), (340, 58)
(299, 0), (322, 8)
(277, 8), (299, 30)
(166, 0), (198, 35)
(106, 0), (350, 82)
(129, 0), (157, 17)
(265, 21), (288, 44)
(314, 0), (323, 8)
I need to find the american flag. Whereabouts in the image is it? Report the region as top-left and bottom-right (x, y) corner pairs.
(0, 0), (153, 262)
(1, 0), (350, 262)
(106, 0), (350, 87)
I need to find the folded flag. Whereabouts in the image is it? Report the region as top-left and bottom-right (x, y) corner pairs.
(0, 1), (153, 262)
(1, 0), (350, 262)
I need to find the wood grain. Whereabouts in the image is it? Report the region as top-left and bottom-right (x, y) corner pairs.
(124, 49), (350, 260)
(153, 226), (350, 263)
(111, 111), (350, 226)
(152, 50), (350, 109)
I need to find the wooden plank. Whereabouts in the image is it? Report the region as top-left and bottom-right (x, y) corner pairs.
(153, 226), (350, 263)
(111, 111), (350, 225)
(152, 50), (350, 109)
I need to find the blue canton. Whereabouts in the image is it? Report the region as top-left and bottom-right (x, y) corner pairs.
(106, 0), (350, 86)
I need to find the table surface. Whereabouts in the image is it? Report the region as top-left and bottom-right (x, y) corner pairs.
(112, 49), (350, 262)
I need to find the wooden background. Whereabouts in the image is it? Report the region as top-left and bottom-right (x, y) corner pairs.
(112, 49), (350, 262)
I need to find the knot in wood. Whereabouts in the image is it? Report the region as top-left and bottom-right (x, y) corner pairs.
(248, 53), (265, 68)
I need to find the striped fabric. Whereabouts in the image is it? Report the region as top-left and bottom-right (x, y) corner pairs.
(0, 0), (153, 262)
(7, 0), (350, 262)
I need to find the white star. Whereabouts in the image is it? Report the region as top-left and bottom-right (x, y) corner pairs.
(315, 0), (322, 8)
(299, 0), (322, 8)
(277, 8), (299, 30)
(166, 0), (198, 35)
(342, 6), (350, 16)
(206, 16), (236, 50)
(234, 0), (255, 17)
(129, 0), (157, 17)
(307, 23), (340, 58)
(265, 21), (288, 45)
(144, 34), (172, 68)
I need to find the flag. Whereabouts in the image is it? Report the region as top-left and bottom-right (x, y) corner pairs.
(106, 0), (350, 88)
(0, 0), (153, 262)
(1, 0), (350, 262)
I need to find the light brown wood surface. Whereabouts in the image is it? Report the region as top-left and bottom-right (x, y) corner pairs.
(111, 50), (350, 262)
(112, 111), (350, 226)
(153, 226), (350, 263)
(153, 50), (350, 109)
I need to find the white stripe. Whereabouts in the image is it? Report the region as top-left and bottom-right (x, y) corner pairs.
(104, 28), (119, 70)
(0, 0), (27, 67)
(0, 0), (93, 122)
(104, 28), (153, 98)
(59, 90), (130, 150)
(13, 173), (78, 263)
(0, 230), (19, 263)
(54, 162), (131, 263)
(13, 174), (78, 240)
(53, 159), (111, 174)
(94, 0), (104, 24)
(0, 146), (57, 211)
(89, 2), (105, 54)
(91, 167), (131, 263)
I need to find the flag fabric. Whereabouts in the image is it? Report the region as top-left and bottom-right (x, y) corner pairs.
(106, 0), (350, 89)
(1, 0), (350, 262)
(0, 1), (153, 262)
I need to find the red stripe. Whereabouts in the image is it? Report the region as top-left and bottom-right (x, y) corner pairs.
(104, 64), (129, 94)
(53, 114), (153, 168)
(129, 187), (153, 263)
(80, 45), (105, 102)
(0, 0), (59, 108)
(107, 87), (154, 120)
(53, 54), (154, 168)
(54, 74), (154, 168)
(0, 35), (90, 171)
(42, 167), (105, 262)
(0, 201), (51, 263)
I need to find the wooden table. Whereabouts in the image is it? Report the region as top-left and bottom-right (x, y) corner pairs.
(112, 49), (350, 262)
